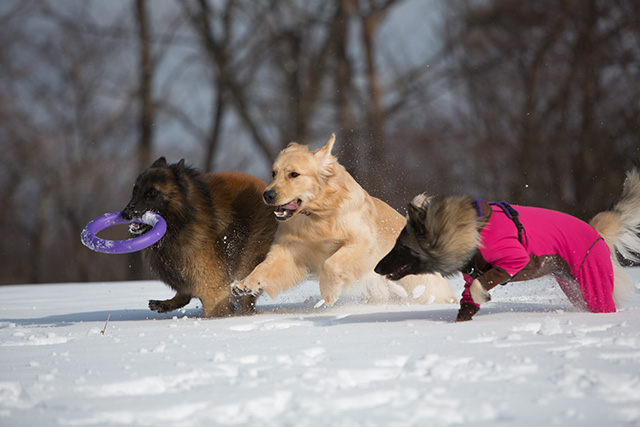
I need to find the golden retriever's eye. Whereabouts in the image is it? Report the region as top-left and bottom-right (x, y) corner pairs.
(289, 171), (300, 178)
(271, 170), (276, 178)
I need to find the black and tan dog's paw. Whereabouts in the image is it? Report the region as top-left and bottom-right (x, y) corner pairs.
(149, 299), (173, 313)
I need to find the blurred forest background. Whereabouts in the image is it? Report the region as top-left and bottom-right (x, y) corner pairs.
(1, 0), (638, 285)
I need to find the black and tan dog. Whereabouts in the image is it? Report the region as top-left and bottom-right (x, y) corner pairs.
(122, 157), (277, 317)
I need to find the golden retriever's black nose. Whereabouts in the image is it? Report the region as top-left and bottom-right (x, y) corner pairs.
(263, 189), (277, 204)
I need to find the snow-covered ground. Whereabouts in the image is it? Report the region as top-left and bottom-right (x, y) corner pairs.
(2, 270), (640, 427)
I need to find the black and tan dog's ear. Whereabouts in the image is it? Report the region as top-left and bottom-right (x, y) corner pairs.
(173, 159), (189, 180)
(407, 193), (431, 221)
(151, 156), (168, 168)
(406, 193), (432, 241)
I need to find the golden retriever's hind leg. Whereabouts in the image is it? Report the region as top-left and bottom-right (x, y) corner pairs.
(398, 274), (457, 304)
(318, 277), (344, 307)
(319, 264), (356, 306)
(149, 293), (192, 313)
(358, 273), (394, 303)
(320, 243), (376, 306)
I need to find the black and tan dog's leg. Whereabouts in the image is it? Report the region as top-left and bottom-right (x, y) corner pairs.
(199, 287), (237, 318)
(231, 293), (259, 315)
(149, 293), (192, 313)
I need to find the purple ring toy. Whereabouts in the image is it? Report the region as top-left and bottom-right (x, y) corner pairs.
(81, 211), (166, 254)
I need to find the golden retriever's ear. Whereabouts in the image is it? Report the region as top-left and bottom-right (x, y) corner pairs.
(314, 133), (337, 176)
(314, 133), (336, 154)
(323, 133), (336, 152)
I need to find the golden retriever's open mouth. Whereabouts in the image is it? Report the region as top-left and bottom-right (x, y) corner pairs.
(274, 199), (302, 221)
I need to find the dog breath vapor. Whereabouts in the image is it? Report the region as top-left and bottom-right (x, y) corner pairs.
(2, 269), (640, 426)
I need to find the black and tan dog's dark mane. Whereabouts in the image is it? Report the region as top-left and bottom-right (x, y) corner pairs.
(375, 194), (482, 280)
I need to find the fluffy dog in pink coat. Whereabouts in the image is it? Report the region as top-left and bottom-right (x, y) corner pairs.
(375, 166), (640, 321)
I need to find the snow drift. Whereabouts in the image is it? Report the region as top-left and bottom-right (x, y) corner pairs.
(1, 271), (640, 426)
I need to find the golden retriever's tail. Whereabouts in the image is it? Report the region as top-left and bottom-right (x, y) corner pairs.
(590, 164), (640, 304)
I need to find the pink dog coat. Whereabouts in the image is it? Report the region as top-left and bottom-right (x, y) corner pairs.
(461, 202), (615, 313)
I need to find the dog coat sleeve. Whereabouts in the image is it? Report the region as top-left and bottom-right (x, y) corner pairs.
(476, 209), (531, 289)
(476, 265), (513, 290)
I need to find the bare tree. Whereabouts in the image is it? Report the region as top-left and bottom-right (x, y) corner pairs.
(179, 0), (431, 177)
(0, 1), (143, 284)
(356, 0), (399, 196)
(440, 0), (640, 217)
(135, 0), (155, 170)
(13, 0), (634, 286)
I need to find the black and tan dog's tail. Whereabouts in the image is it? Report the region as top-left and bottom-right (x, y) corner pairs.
(590, 164), (640, 304)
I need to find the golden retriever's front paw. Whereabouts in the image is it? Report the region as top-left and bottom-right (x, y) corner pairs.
(231, 280), (262, 297)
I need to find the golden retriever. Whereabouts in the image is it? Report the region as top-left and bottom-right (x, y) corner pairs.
(233, 134), (456, 306)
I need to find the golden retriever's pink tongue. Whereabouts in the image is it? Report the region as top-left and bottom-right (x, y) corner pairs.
(280, 201), (299, 210)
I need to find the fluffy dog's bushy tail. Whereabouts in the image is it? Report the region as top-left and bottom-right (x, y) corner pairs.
(590, 164), (640, 304)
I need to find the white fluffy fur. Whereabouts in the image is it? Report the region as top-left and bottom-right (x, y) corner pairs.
(469, 279), (490, 304)
(410, 193), (432, 210)
(590, 166), (640, 306)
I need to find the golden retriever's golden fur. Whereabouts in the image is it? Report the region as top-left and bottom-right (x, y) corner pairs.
(233, 134), (456, 306)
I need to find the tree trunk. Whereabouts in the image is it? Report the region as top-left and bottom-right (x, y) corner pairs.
(361, 10), (386, 197)
(131, 0), (155, 279)
(135, 0), (153, 170)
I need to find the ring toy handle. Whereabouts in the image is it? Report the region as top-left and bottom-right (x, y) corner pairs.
(81, 211), (166, 254)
